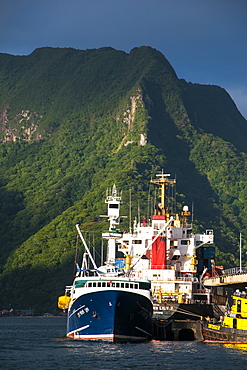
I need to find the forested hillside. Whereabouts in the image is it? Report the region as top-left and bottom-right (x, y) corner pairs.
(0, 46), (247, 313)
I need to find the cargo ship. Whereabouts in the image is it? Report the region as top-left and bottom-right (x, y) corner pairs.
(202, 289), (247, 343)
(115, 170), (226, 322)
(58, 185), (153, 342)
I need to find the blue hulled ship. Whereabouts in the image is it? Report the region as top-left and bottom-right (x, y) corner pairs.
(58, 185), (153, 342)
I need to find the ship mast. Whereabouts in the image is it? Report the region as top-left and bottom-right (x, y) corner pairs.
(150, 170), (176, 217)
(101, 185), (122, 265)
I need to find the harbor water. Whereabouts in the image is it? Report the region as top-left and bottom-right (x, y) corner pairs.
(1, 317), (247, 370)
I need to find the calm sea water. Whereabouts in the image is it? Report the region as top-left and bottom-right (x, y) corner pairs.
(0, 317), (247, 370)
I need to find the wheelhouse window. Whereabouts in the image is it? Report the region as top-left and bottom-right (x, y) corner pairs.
(85, 281), (141, 289)
(75, 280), (87, 288)
(109, 204), (119, 208)
(237, 299), (241, 313)
(181, 240), (190, 245)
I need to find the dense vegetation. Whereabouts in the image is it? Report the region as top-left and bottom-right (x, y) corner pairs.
(0, 46), (247, 313)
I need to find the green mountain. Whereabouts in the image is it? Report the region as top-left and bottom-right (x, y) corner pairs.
(0, 46), (247, 313)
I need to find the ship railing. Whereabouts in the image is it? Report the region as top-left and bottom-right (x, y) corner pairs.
(204, 266), (247, 281)
(149, 265), (189, 270)
(175, 277), (198, 283)
(151, 276), (198, 283)
(222, 267), (247, 276)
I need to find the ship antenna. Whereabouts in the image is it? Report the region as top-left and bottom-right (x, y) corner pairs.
(73, 234), (80, 277)
(191, 201), (194, 227)
(174, 174), (177, 214)
(138, 200), (140, 225)
(240, 232), (242, 273)
(101, 237), (104, 266)
(147, 181), (151, 225)
(129, 188), (132, 233)
(92, 232), (95, 262)
(154, 186), (157, 214)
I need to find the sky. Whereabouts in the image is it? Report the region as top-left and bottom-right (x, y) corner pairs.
(1, 0), (247, 118)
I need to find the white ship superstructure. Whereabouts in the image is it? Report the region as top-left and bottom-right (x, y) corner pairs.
(116, 171), (215, 306)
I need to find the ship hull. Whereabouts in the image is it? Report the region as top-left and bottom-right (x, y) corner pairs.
(202, 322), (247, 343)
(67, 289), (153, 342)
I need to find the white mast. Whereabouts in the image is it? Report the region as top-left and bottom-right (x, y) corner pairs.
(101, 185), (122, 265)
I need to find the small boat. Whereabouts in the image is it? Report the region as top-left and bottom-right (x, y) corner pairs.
(58, 185), (153, 342)
(202, 290), (247, 343)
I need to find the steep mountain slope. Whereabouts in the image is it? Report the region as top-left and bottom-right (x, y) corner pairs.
(0, 46), (246, 312)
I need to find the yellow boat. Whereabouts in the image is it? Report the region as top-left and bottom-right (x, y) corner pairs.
(202, 290), (247, 343)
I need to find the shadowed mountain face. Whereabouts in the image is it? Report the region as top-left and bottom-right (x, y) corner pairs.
(0, 46), (246, 312)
